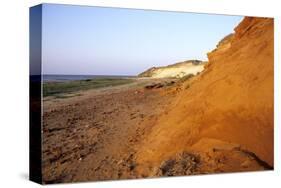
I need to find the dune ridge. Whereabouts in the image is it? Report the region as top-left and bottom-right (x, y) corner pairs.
(138, 60), (207, 78)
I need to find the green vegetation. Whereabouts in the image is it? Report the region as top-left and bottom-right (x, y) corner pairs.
(43, 78), (134, 97)
(179, 74), (194, 83)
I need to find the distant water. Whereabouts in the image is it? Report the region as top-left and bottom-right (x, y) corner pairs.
(43, 75), (135, 82)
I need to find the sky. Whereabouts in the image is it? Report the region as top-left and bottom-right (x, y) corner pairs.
(41, 4), (243, 75)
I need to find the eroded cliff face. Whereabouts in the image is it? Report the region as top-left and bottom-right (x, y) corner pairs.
(138, 60), (206, 78)
(135, 17), (274, 175)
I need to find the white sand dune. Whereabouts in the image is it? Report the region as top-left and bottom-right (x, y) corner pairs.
(139, 60), (207, 78)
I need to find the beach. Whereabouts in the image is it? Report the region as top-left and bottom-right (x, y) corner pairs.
(41, 17), (274, 184)
(42, 77), (177, 183)
(42, 72), (271, 183)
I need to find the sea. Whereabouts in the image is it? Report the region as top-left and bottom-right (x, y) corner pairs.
(42, 75), (135, 82)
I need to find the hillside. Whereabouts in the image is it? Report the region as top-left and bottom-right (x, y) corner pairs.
(135, 17), (274, 176)
(138, 60), (206, 78)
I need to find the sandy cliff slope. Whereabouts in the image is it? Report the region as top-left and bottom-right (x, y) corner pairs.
(138, 60), (206, 78)
(135, 17), (274, 174)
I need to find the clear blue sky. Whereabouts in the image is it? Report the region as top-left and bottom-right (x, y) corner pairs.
(41, 4), (243, 75)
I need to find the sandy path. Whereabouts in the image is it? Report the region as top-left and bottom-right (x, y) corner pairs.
(42, 78), (175, 183)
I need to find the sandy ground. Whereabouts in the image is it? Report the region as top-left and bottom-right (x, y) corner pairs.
(42, 78), (177, 183)
(42, 76), (271, 184)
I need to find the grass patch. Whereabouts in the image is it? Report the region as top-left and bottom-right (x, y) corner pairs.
(179, 74), (194, 83)
(53, 93), (82, 99)
(43, 78), (134, 97)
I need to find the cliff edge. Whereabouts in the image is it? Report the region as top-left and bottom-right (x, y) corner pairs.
(135, 17), (274, 175)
